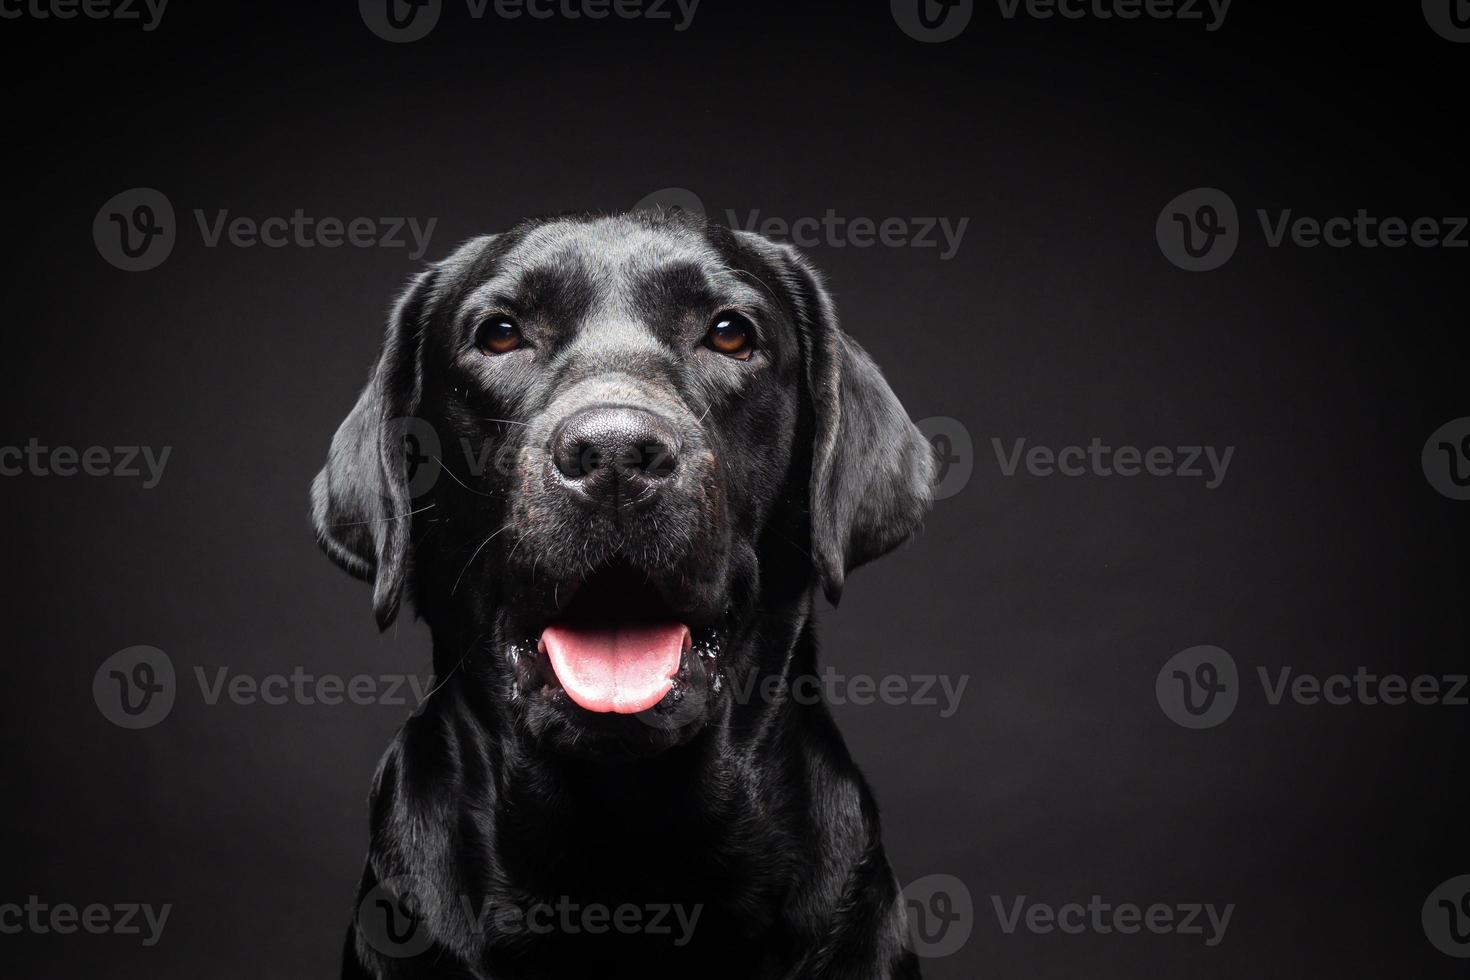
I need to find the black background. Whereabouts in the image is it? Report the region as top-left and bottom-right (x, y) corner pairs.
(2, 1), (1468, 977)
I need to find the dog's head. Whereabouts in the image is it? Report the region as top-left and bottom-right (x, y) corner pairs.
(312, 212), (934, 756)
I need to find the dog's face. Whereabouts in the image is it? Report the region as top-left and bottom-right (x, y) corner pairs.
(313, 213), (934, 757)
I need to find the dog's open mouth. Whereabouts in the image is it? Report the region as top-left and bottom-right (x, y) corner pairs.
(528, 566), (718, 716)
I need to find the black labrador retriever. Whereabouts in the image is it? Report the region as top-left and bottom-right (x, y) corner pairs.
(312, 211), (936, 979)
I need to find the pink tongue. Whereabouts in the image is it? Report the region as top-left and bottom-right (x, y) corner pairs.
(540, 622), (690, 714)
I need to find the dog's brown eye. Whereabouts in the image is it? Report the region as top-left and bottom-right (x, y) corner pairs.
(475, 317), (522, 355)
(706, 313), (755, 360)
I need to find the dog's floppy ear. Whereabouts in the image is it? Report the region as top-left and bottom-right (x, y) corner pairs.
(311, 268), (438, 630)
(765, 243), (937, 605)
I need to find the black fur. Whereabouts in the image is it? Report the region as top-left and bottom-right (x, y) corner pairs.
(312, 212), (935, 979)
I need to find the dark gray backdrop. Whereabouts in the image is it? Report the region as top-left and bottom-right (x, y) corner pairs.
(2, 1), (1467, 977)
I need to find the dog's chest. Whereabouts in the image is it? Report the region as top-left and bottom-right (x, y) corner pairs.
(475, 775), (800, 962)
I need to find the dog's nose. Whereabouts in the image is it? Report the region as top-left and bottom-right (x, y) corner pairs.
(551, 407), (679, 505)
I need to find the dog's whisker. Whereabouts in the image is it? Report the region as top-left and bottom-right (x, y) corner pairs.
(773, 528), (815, 562)
(431, 457), (499, 497)
(452, 523), (514, 596)
(327, 503), (436, 527)
(418, 632), (486, 706)
(718, 264), (781, 304)
(507, 531), (529, 567)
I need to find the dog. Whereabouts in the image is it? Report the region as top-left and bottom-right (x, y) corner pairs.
(312, 211), (936, 979)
